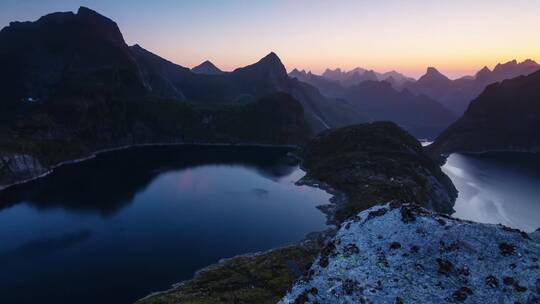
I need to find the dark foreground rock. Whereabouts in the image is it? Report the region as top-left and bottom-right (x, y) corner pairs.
(281, 202), (540, 304)
(301, 122), (457, 222)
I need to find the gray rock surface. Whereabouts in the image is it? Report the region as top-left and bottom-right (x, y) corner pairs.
(0, 154), (47, 189)
(281, 202), (540, 304)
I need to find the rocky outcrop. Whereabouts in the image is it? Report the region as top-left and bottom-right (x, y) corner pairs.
(0, 154), (47, 189)
(281, 202), (540, 304)
(301, 122), (457, 222)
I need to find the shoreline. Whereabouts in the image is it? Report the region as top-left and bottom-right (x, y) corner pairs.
(430, 146), (540, 159)
(0, 141), (301, 191)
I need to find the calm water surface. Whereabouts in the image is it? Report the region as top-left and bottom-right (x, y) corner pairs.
(443, 152), (540, 232)
(0, 145), (330, 304)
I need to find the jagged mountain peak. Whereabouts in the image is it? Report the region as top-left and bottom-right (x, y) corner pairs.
(475, 66), (492, 79)
(258, 52), (282, 64)
(479, 66), (491, 73)
(77, 6), (107, 19)
(419, 67), (451, 83)
(521, 58), (538, 65)
(192, 60), (223, 75)
(236, 52), (287, 74)
(494, 59), (518, 71)
(325, 68), (342, 73)
(426, 66), (441, 74)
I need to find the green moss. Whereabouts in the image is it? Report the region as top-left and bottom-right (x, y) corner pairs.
(136, 243), (320, 304)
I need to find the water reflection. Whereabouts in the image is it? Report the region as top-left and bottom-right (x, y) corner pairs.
(0, 145), (330, 304)
(443, 152), (540, 232)
(0, 145), (297, 215)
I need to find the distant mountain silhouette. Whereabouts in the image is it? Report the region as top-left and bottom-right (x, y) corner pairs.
(321, 67), (414, 89)
(429, 70), (540, 155)
(191, 60), (224, 75)
(290, 69), (456, 138)
(405, 60), (540, 114)
(289, 69), (344, 97)
(404, 67), (454, 102)
(342, 81), (457, 138)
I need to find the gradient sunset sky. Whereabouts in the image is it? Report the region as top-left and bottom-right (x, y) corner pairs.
(1, 0), (539, 79)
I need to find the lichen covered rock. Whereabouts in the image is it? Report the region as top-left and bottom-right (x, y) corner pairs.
(281, 202), (540, 304)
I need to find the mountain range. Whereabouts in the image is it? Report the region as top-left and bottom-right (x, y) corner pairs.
(1, 5), (538, 173)
(321, 68), (415, 89)
(428, 69), (540, 155)
(289, 69), (457, 138)
(404, 60), (540, 114)
(0, 7), (368, 137)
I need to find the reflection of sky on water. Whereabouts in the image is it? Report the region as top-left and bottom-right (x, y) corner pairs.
(443, 153), (540, 232)
(0, 145), (331, 304)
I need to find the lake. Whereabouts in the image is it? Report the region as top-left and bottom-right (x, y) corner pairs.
(443, 152), (540, 232)
(0, 145), (331, 304)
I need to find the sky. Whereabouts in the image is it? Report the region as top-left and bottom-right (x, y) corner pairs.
(1, 0), (539, 79)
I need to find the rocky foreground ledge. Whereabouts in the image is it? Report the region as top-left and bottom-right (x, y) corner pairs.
(281, 202), (540, 304)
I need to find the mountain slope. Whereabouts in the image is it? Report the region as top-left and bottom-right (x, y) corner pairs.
(342, 81), (457, 138)
(428, 70), (540, 155)
(132, 46), (364, 132)
(0, 6), (146, 111)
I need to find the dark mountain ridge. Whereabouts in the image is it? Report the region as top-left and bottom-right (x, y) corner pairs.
(131, 46), (364, 131)
(428, 70), (540, 155)
(0, 7), (146, 110)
